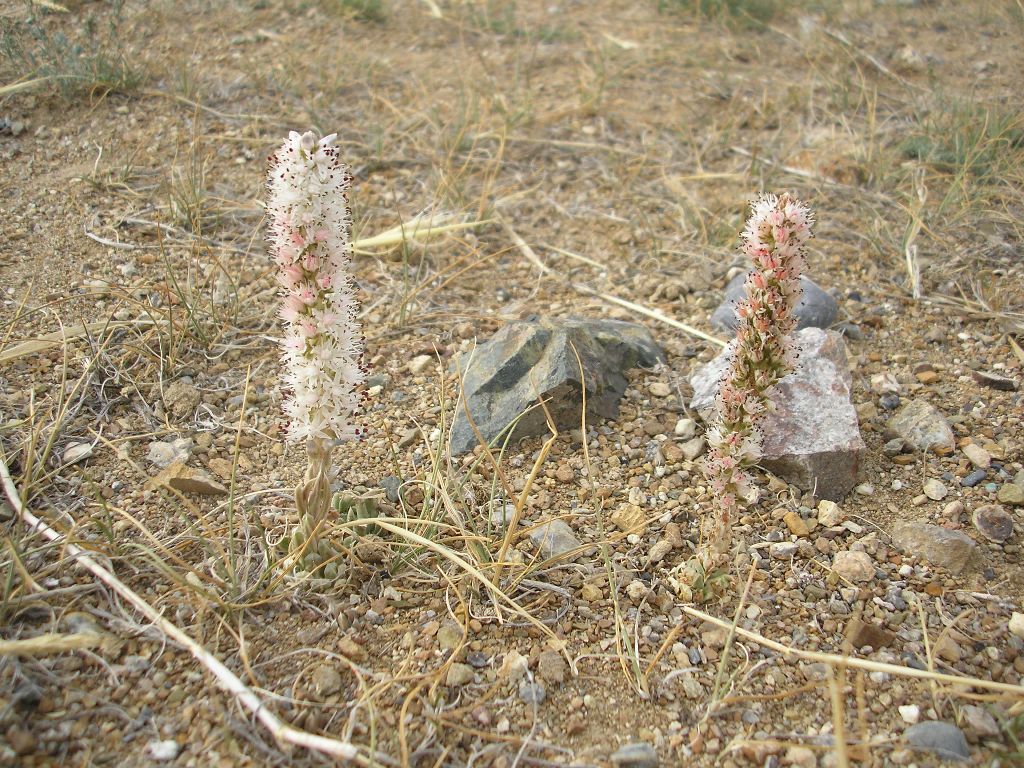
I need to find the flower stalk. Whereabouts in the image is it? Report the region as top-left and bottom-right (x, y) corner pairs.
(700, 193), (814, 564)
(266, 130), (365, 563)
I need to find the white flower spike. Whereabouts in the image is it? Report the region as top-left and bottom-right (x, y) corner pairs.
(267, 130), (365, 447)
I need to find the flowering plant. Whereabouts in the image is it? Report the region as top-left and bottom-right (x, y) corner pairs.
(700, 192), (813, 564)
(266, 130), (365, 562)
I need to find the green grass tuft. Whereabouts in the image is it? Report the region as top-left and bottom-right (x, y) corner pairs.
(0, 2), (143, 98)
(657, 0), (780, 25)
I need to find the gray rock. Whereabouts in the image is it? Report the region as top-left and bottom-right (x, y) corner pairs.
(973, 505), (1014, 543)
(449, 317), (663, 455)
(770, 542), (798, 559)
(446, 663), (475, 687)
(380, 475), (401, 503)
(711, 274), (838, 333)
(518, 680), (546, 705)
(147, 438), (193, 469)
(311, 666), (342, 698)
(886, 400), (955, 455)
(691, 328), (865, 501)
(959, 705), (1001, 740)
(891, 523), (977, 574)
(904, 721), (971, 762)
(961, 469), (987, 488)
(527, 519), (586, 560)
(610, 742), (659, 768)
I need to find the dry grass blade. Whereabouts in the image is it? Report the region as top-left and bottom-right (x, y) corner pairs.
(0, 76), (54, 96)
(0, 632), (102, 656)
(685, 605), (1024, 696)
(351, 214), (491, 254)
(0, 318), (159, 365)
(0, 455), (365, 763)
(501, 218), (725, 347)
(369, 519), (571, 665)
(826, 666), (851, 768)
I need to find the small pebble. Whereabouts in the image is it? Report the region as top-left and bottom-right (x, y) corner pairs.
(518, 680), (546, 705)
(648, 382), (671, 398)
(962, 443), (991, 469)
(899, 705), (921, 724)
(997, 483), (1024, 506)
(147, 740), (181, 761)
(972, 504), (1013, 543)
(923, 479), (948, 501)
(960, 469), (987, 488)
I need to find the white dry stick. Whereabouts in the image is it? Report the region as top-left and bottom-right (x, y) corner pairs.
(0, 455), (362, 762)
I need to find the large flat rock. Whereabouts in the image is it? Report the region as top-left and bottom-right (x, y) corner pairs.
(691, 328), (864, 501)
(450, 317), (663, 455)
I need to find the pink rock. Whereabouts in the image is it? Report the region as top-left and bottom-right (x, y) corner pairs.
(691, 328), (865, 501)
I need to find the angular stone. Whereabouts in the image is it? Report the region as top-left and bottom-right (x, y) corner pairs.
(679, 437), (706, 461)
(904, 721), (970, 762)
(847, 618), (895, 649)
(960, 705), (1001, 740)
(710, 274), (838, 333)
(962, 443), (991, 469)
(972, 370), (1018, 391)
(891, 522), (977, 574)
(886, 400), (955, 455)
(767, 541), (796, 559)
(833, 550), (875, 582)
(148, 462), (227, 496)
(691, 328), (865, 500)
(408, 354), (434, 375)
(527, 519), (586, 560)
(972, 504), (1013, 543)
(62, 442), (94, 465)
(997, 483), (1024, 506)
(817, 500), (844, 527)
(610, 742), (658, 768)
(610, 504), (646, 535)
(446, 663), (475, 687)
(450, 317), (663, 455)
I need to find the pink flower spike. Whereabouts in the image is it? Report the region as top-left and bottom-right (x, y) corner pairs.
(700, 192), (814, 557)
